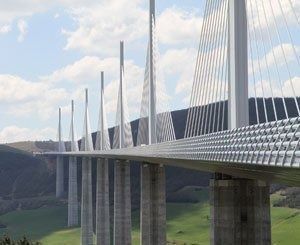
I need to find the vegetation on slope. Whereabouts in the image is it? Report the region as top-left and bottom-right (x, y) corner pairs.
(0, 145), (56, 215)
(0, 235), (41, 245)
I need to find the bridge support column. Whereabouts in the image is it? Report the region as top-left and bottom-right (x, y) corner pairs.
(96, 158), (110, 245)
(140, 163), (166, 245)
(114, 160), (131, 245)
(81, 157), (94, 245)
(56, 156), (64, 198)
(68, 156), (79, 227)
(210, 178), (271, 245)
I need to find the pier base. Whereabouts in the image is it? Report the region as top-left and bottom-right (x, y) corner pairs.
(56, 156), (64, 198)
(210, 178), (271, 245)
(140, 163), (166, 245)
(81, 157), (93, 245)
(68, 156), (79, 227)
(114, 160), (131, 245)
(96, 158), (110, 245)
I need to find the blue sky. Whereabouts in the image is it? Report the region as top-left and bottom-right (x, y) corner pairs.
(0, 0), (205, 143)
(0, 0), (299, 143)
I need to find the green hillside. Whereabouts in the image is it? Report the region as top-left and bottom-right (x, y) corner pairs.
(0, 192), (299, 245)
(0, 144), (55, 201)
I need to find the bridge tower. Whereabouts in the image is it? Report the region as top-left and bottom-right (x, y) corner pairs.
(68, 100), (79, 227)
(95, 72), (111, 245)
(140, 0), (167, 244)
(113, 41), (132, 245)
(210, 0), (271, 244)
(56, 108), (64, 198)
(81, 89), (94, 245)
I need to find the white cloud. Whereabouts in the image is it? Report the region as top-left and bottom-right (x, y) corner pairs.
(0, 126), (56, 143)
(62, 3), (205, 54)
(248, 0), (300, 32)
(43, 56), (118, 84)
(0, 53), (145, 140)
(0, 74), (68, 120)
(157, 7), (203, 45)
(250, 43), (300, 75)
(43, 55), (144, 119)
(0, 0), (95, 26)
(0, 75), (45, 103)
(160, 44), (227, 106)
(0, 25), (11, 34)
(281, 76), (300, 97)
(8, 87), (68, 121)
(17, 19), (28, 42)
(160, 48), (196, 105)
(251, 76), (300, 100)
(57, 0), (299, 55)
(63, 0), (147, 55)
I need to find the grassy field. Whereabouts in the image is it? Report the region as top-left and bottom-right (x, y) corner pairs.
(0, 206), (80, 245)
(0, 196), (299, 244)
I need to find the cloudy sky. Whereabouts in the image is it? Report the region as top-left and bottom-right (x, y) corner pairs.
(0, 0), (206, 143)
(0, 0), (299, 143)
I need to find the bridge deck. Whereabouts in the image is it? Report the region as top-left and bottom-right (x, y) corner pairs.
(44, 117), (300, 186)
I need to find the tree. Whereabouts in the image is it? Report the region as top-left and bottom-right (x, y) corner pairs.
(0, 235), (41, 245)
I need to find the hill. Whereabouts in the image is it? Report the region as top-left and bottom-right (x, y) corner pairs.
(0, 145), (55, 200)
(0, 143), (211, 212)
(0, 145), (58, 214)
(7, 141), (57, 154)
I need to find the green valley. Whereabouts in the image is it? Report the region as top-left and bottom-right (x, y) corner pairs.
(0, 191), (299, 245)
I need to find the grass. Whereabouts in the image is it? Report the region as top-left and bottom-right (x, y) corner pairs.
(0, 193), (299, 245)
(166, 203), (210, 244)
(40, 228), (80, 245)
(0, 206), (80, 244)
(271, 208), (300, 245)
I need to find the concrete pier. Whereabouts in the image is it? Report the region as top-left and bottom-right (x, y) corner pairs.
(114, 160), (131, 245)
(56, 156), (64, 198)
(96, 158), (110, 245)
(68, 156), (78, 227)
(210, 0), (272, 243)
(140, 163), (166, 245)
(210, 178), (271, 245)
(81, 157), (94, 245)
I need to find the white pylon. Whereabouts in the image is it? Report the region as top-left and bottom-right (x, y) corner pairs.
(140, 1), (167, 245)
(119, 41), (125, 148)
(80, 89), (93, 245)
(228, 0), (249, 129)
(68, 100), (79, 227)
(149, 0), (157, 145)
(56, 107), (65, 198)
(113, 41), (132, 245)
(96, 72), (111, 245)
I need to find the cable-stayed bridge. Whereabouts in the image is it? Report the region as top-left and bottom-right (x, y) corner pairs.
(43, 0), (300, 244)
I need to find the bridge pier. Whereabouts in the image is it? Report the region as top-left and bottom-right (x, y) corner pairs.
(81, 157), (94, 245)
(210, 178), (271, 245)
(211, 0), (272, 242)
(114, 160), (131, 245)
(56, 156), (64, 198)
(68, 156), (79, 227)
(96, 158), (110, 245)
(140, 163), (166, 245)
